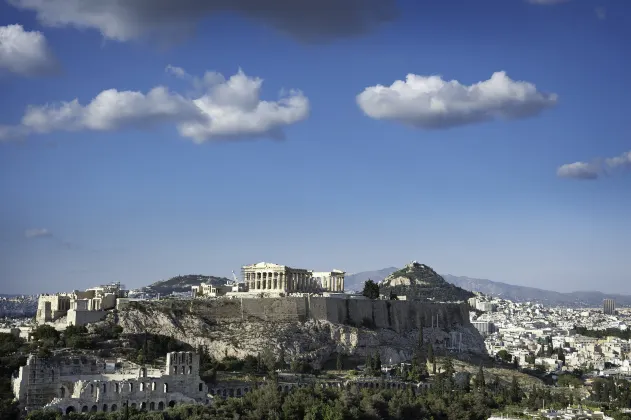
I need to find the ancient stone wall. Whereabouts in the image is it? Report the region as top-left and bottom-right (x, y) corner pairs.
(143, 297), (470, 333)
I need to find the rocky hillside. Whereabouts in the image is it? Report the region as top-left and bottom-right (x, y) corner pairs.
(379, 262), (474, 302)
(133, 274), (230, 296)
(0, 295), (37, 318)
(117, 299), (485, 368)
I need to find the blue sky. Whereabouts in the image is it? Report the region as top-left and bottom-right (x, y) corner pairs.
(0, 0), (629, 295)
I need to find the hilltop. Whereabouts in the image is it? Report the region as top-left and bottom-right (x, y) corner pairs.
(378, 262), (474, 302)
(134, 274), (230, 296)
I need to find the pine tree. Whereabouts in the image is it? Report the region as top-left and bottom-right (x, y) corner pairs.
(510, 375), (521, 403)
(375, 353), (382, 372)
(513, 355), (519, 369)
(474, 365), (486, 393)
(336, 353), (343, 371)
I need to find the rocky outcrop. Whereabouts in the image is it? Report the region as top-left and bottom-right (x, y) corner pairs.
(117, 298), (485, 368)
(379, 262), (474, 302)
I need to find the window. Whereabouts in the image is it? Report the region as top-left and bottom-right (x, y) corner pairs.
(163, 383), (169, 393)
(198, 383), (203, 391)
(140, 382), (144, 391)
(152, 382), (156, 391)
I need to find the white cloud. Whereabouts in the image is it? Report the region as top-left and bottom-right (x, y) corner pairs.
(7, 0), (396, 43)
(0, 68), (309, 142)
(0, 24), (58, 76)
(558, 150), (631, 180)
(356, 71), (557, 129)
(557, 162), (600, 180)
(25, 228), (52, 238)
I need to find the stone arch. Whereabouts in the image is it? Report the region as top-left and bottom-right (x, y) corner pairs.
(115, 383), (120, 393)
(90, 405), (97, 412)
(149, 402), (155, 411)
(140, 402), (146, 410)
(158, 401), (164, 411)
(199, 383), (203, 392)
(188, 365), (192, 374)
(131, 403), (136, 409)
(90, 384), (94, 395)
(141, 367), (147, 377)
(163, 383), (169, 393)
(111, 404), (118, 412)
(168, 400), (176, 408)
(277, 385), (282, 392)
(140, 382), (145, 391)
(103, 404), (108, 412)
(152, 381), (156, 391)
(59, 386), (65, 398)
(66, 406), (75, 415)
(81, 406), (88, 413)
(229, 389), (234, 397)
(237, 388), (242, 396)
(102, 383), (107, 394)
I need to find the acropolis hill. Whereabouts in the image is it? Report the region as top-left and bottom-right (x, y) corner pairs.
(112, 262), (485, 367)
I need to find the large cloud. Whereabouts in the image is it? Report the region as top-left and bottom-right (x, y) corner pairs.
(356, 71), (558, 129)
(558, 150), (631, 180)
(0, 67), (309, 143)
(8, 0), (396, 43)
(0, 24), (58, 76)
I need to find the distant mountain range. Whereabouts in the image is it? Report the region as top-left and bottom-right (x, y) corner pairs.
(346, 268), (630, 307)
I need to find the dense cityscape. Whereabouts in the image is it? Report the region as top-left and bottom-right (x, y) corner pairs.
(0, 262), (630, 419)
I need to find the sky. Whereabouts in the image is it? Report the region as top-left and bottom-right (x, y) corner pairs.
(0, 0), (630, 295)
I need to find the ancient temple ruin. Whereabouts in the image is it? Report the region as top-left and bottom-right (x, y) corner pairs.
(12, 351), (211, 414)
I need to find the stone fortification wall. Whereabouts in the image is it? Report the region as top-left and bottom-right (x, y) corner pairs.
(141, 297), (469, 332)
(307, 297), (469, 332)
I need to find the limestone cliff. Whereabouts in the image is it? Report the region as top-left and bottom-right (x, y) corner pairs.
(116, 298), (485, 368)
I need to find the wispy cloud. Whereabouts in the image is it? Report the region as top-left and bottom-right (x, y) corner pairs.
(24, 228), (52, 238)
(557, 150), (631, 180)
(595, 7), (607, 20)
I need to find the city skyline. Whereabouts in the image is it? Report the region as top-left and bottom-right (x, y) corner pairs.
(1, 0), (630, 295)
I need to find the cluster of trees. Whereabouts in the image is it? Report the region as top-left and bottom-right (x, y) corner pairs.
(23, 374), (514, 420)
(575, 326), (631, 341)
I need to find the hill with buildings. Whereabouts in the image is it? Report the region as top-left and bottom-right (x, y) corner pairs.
(133, 274), (230, 296)
(378, 262), (474, 302)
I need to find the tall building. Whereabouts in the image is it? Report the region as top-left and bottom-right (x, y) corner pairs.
(603, 298), (616, 315)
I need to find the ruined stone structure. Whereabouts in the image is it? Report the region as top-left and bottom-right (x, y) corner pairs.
(12, 351), (211, 414)
(241, 262), (345, 294)
(36, 283), (128, 327)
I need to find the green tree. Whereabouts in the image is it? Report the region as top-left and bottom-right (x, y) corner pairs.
(513, 356), (519, 369)
(474, 365), (486, 393)
(496, 349), (512, 363)
(510, 375), (521, 403)
(557, 347), (566, 363)
(336, 353), (343, 371)
(362, 280), (380, 300)
(375, 353), (382, 372)
(31, 325), (59, 342)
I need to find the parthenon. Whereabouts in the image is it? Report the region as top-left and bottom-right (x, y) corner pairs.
(241, 262), (345, 294)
